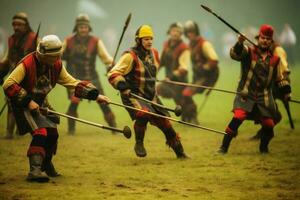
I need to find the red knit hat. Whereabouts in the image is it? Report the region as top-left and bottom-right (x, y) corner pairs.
(258, 24), (274, 38)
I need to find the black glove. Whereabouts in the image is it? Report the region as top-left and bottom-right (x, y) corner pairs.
(233, 42), (244, 54)
(116, 81), (130, 91)
(279, 85), (291, 98)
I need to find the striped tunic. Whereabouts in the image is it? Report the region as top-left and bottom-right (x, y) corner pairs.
(108, 46), (169, 119)
(230, 42), (290, 118)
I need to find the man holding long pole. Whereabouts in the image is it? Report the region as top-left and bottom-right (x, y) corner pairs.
(108, 25), (188, 159)
(218, 25), (291, 154)
(3, 35), (112, 182)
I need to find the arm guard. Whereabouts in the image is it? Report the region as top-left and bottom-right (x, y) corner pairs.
(74, 81), (99, 100)
(4, 83), (32, 107)
(116, 80), (130, 91)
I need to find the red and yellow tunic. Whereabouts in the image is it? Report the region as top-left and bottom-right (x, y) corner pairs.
(160, 39), (190, 82)
(3, 52), (99, 134)
(189, 36), (219, 84)
(230, 42), (291, 118)
(0, 31), (37, 82)
(108, 46), (168, 119)
(62, 34), (112, 81)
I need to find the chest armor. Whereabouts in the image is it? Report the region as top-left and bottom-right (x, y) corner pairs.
(190, 37), (207, 73)
(126, 48), (159, 100)
(65, 35), (97, 79)
(8, 32), (36, 70)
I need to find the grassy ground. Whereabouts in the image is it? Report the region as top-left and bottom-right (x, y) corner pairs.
(0, 61), (299, 200)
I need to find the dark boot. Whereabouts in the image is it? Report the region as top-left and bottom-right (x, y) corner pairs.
(27, 154), (49, 182)
(259, 128), (274, 154)
(168, 138), (189, 159)
(217, 134), (233, 154)
(134, 141), (147, 157)
(42, 156), (61, 177)
(218, 118), (242, 154)
(250, 128), (263, 141)
(134, 130), (147, 157)
(134, 121), (147, 157)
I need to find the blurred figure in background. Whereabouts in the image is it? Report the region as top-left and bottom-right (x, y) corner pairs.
(279, 23), (296, 66)
(182, 20), (219, 123)
(108, 25), (188, 159)
(62, 14), (117, 134)
(0, 12), (38, 139)
(156, 23), (192, 122)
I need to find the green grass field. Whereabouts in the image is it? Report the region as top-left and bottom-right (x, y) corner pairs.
(0, 61), (299, 200)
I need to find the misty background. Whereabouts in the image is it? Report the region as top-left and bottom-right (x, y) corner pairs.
(0, 0), (299, 63)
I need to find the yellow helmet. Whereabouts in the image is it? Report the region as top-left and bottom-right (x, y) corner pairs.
(136, 25), (154, 39)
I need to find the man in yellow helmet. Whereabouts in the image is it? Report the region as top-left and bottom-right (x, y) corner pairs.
(108, 25), (188, 159)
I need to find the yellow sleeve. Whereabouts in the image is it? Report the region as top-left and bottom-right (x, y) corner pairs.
(57, 65), (80, 90)
(178, 49), (190, 72)
(107, 53), (133, 87)
(2, 63), (26, 90)
(202, 41), (219, 61)
(277, 58), (290, 88)
(97, 40), (113, 66)
(273, 46), (289, 75)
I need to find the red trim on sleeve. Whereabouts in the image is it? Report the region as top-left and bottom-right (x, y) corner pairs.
(4, 83), (22, 98)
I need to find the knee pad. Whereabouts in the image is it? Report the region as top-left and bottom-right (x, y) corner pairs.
(233, 108), (247, 121)
(182, 88), (193, 97)
(261, 118), (275, 129)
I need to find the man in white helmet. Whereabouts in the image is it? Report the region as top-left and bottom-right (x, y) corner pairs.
(62, 14), (117, 134)
(3, 35), (111, 182)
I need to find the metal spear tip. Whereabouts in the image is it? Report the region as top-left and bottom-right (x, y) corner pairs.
(201, 5), (212, 12)
(125, 13), (132, 26)
(123, 126), (132, 139)
(174, 105), (182, 117)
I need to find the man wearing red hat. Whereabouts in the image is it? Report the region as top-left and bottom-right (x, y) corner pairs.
(0, 12), (38, 139)
(250, 27), (291, 140)
(218, 24), (291, 154)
